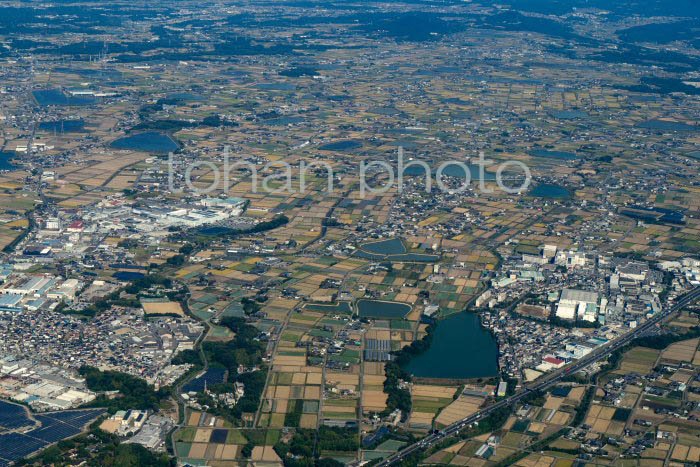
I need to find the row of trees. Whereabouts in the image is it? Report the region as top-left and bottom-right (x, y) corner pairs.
(273, 427), (355, 467)
(61, 273), (175, 318)
(381, 322), (438, 417)
(201, 317), (268, 424)
(78, 366), (171, 413)
(17, 424), (173, 466)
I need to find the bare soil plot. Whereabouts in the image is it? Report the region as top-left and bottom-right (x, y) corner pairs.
(435, 395), (484, 427)
(662, 338), (698, 363)
(142, 301), (185, 316)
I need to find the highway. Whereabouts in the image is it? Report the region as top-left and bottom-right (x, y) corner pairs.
(376, 286), (700, 466)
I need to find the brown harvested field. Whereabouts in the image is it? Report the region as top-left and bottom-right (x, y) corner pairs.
(269, 413), (285, 428)
(105, 174), (137, 189)
(412, 384), (457, 398)
(324, 405), (356, 413)
(591, 419), (609, 433)
(616, 349), (660, 375)
(445, 441), (467, 454)
(274, 365), (305, 372)
(514, 454), (555, 467)
(142, 301), (185, 316)
(598, 406), (615, 420)
(549, 411), (570, 425)
(306, 372), (322, 385)
(269, 413), (285, 427)
(60, 152), (147, 186)
(273, 355), (307, 366)
(292, 373), (306, 385)
(516, 304), (549, 319)
(327, 373), (359, 385)
(450, 454), (478, 465)
(57, 192), (105, 207)
(672, 444), (690, 461)
(221, 445), (239, 460)
(434, 395), (483, 427)
(662, 338), (698, 363)
(275, 386), (291, 399)
(299, 414), (317, 428)
(543, 396), (563, 410)
(528, 421), (546, 433)
(363, 361), (385, 375)
(362, 390), (387, 412)
(639, 460), (665, 467)
(205, 443), (218, 459)
(670, 370), (693, 383)
(262, 446), (282, 462)
(692, 352), (700, 366)
(409, 411), (434, 426)
(304, 385), (321, 399)
(606, 421), (625, 436)
(188, 411), (202, 426)
(251, 446), (266, 460)
(584, 403), (618, 433)
(194, 428), (213, 443)
(375, 329), (392, 340)
(620, 392), (639, 408)
(588, 404), (602, 418)
(363, 375), (386, 387)
(188, 443), (208, 458)
(274, 399), (288, 413)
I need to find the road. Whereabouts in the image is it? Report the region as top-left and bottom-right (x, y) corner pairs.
(377, 286), (700, 466)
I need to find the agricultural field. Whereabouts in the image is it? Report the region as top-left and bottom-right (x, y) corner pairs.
(174, 411), (282, 463)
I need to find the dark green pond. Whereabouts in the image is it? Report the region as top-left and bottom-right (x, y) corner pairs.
(354, 250), (385, 260)
(357, 300), (411, 319)
(318, 140), (363, 151)
(32, 89), (96, 106)
(403, 312), (498, 380)
(530, 183), (571, 199)
(0, 152), (17, 171)
(38, 120), (85, 132)
(168, 93), (202, 101)
(636, 119), (698, 132)
(110, 131), (180, 153)
(361, 238), (406, 255)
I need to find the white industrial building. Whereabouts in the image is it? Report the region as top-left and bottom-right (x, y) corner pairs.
(555, 250), (587, 268)
(556, 288), (599, 320)
(543, 244), (558, 259)
(2, 276), (55, 296)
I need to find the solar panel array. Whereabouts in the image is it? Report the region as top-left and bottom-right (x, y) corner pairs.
(0, 408), (105, 465)
(0, 400), (33, 430)
(182, 367), (226, 393)
(364, 339), (393, 362)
